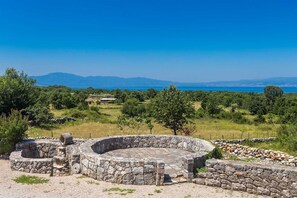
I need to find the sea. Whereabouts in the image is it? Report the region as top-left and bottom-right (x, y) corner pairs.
(115, 87), (297, 93)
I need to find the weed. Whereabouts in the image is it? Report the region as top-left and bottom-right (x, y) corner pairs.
(14, 175), (49, 185)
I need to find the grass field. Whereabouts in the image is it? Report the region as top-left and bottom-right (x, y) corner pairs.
(27, 103), (278, 140)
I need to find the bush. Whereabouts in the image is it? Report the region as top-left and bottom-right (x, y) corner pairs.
(21, 104), (53, 126)
(277, 125), (297, 151)
(179, 123), (196, 136)
(208, 147), (223, 159)
(0, 110), (28, 154)
(254, 115), (266, 123)
(63, 109), (87, 119)
(122, 98), (146, 117)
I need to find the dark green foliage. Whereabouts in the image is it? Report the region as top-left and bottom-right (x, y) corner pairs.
(0, 110), (28, 154)
(122, 98), (146, 117)
(205, 98), (221, 117)
(21, 104), (53, 126)
(248, 97), (267, 115)
(264, 86), (284, 106)
(208, 146), (223, 159)
(152, 85), (195, 135)
(0, 68), (38, 115)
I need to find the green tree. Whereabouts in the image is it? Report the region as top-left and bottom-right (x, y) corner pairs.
(0, 68), (38, 114)
(248, 97), (267, 115)
(0, 110), (28, 153)
(264, 86), (284, 106)
(152, 85), (195, 135)
(122, 98), (146, 117)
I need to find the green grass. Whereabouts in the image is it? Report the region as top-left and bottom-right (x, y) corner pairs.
(86, 180), (100, 185)
(224, 153), (256, 162)
(103, 187), (136, 196)
(14, 175), (49, 185)
(154, 188), (162, 193)
(196, 167), (206, 173)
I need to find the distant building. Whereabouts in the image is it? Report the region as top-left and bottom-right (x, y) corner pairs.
(85, 94), (116, 104)
(100, 98), (116, 103)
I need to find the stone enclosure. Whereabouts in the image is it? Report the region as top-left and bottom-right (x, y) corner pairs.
(10, 135), (215, 185)
(10, 135), (297, 196)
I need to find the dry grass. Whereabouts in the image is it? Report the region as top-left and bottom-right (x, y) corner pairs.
(28, 103), (277, 140)
(27, 119), (277, 140)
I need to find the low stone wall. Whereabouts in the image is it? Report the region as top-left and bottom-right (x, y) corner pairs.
(78, 135), (215, 185)
(80, 154), (165, 185)
(215, 141), (297, 167)
(91, 135), (214, 154)
(16, 139), (60, 158)
(10, 150), (53, 174)
(196, 159), (297, 197)
(10, 139), (60, 174)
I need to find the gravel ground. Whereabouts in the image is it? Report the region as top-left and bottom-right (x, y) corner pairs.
(0, 160), (265, 198)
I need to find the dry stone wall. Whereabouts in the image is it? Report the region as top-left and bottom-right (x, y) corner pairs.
(77, 135), (215, 185)
(195, 159), (297, 198)
(215, 140), (297, 167)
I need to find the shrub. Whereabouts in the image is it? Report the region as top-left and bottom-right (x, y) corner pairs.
(208, 147), (223, 159)
(21, 104), (53, 126)
(254, 115), (266, 123)
(122, 98), (146, 117)
(63, 109), (87, 119)
(179, 123), (196, 136)
(90, 106), (100, 113)
(277, 125), (297, 151)
(0, 110), (28, 154)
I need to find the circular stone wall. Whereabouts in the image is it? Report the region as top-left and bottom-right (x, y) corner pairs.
(78, 135), (215, 185)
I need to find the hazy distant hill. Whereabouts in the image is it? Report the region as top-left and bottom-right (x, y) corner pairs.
(32, 72), (297, 89)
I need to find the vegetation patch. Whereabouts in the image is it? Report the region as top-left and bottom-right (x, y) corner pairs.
(154, 188), (162, 193)
(103, 187), (136, 196)
(196, 167), (207, 173)
(14, 175), (49, 185)
(86, 180), (100, 185)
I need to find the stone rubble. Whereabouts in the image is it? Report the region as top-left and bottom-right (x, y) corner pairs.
(214, 140), (297, 167)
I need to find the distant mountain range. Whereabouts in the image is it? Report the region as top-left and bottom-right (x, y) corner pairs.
(32, 72), (297, 89)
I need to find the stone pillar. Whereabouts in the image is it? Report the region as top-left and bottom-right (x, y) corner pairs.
(59, 133), (73, 146)
(182, 156), (194, 182)
(156, 161), (165, 186)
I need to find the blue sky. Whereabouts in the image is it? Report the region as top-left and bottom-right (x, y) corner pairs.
(0, 0), (297, 82)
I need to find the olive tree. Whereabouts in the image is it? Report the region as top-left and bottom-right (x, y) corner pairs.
(152, 85), (195, 135)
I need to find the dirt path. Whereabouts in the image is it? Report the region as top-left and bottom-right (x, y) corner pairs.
(0, 160), (264, 198)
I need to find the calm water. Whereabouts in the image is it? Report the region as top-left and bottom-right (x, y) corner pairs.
(114, 86), (297, 93)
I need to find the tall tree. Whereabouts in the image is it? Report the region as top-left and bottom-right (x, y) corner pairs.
(264, 86), (284, 106)
(0, 68), (38, 115)
(152, 85), (195, 135)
